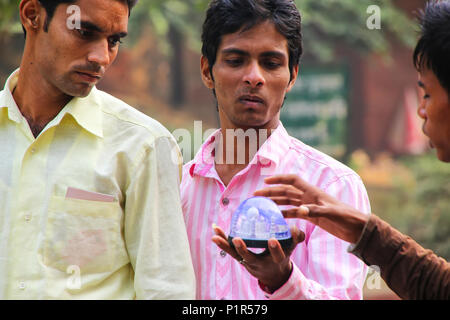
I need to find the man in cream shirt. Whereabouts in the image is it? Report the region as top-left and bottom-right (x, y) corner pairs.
(0, 0), (195, 299)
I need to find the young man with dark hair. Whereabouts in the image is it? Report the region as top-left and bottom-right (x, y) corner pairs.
(256, 0), (450, 300)
(0, 0), (195, 299)
(181, 0), (371, 300)
(414, 1), (450, 163)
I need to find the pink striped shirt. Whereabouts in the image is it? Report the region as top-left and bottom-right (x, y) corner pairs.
(181, 123), (371, 300)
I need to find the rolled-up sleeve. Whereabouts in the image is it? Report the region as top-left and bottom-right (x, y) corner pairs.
(350, 214), (450, 300)
(124, 135), (196, 299)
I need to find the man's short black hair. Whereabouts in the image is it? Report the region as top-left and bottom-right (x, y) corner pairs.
(23, 0), (138, 34)
(201, 0), (303, 81)
(413, 0), (450, 95)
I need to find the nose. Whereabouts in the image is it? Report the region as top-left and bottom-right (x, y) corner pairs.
(243, 61), (265, 88)
(87, 39), (111, 68)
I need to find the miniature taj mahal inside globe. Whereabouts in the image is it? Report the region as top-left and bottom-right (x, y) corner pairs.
(228, 196), (293, 249)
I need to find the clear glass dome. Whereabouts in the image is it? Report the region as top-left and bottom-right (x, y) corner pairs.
(228, 196), (292, 249)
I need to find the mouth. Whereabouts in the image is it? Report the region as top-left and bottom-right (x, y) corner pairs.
(422, 122), (435, 148)
(75, 71), (102, 83)
(238, 95), (265, 107)
(422, 121), (428, 137)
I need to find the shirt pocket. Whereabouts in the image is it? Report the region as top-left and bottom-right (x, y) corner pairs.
(40, 195), (128, 274)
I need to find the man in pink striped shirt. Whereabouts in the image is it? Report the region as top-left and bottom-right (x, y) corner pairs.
(181, 0), (371, 300)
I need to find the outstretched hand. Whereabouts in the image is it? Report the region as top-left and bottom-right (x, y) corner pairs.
(212, 224), (305, 292)
(254, 174), (369, 244)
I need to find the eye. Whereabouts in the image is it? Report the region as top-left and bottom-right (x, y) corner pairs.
(225, 58), (243, 67)
(261, 57), (283, 70)
(423, 94), (430, 99)
(108, 36), (122, 48)
(264, 61), (281, 69)
(77, 29), (94, 38)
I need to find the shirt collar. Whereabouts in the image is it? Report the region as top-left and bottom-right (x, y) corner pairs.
(63, 87), (103, 138)
(189, 122), (292, 177)
(0, 69), (23, 123)
(189, 128), (220, 178)
(0, 69), (103, 138)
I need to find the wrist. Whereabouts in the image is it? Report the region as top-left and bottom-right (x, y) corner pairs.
(348, 209), (370, 244)
(261, 260), (293, 293)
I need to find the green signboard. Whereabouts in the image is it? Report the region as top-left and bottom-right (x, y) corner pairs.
(281, 67), (349, 158)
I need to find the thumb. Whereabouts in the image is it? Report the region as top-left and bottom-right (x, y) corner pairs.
(290, 225), (305, 245)
(297, 205), (310, 216)
(283, 225), (305, 257)
(302, 204), (325, 217)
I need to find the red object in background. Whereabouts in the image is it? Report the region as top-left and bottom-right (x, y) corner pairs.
(404, 88), (428, 154)
(388, 87), (428, 155)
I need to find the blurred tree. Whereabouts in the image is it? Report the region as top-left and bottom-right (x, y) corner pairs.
(353, 152), (450, 260)
(128, 0), (209, 108)
(0, 0), (24, 85)
(0, 0), (22, 37)
(128, 0), (417, 108)
(0, 0), (419, 107)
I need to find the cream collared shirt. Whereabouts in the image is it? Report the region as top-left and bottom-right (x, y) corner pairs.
(0, 70), (195, 299)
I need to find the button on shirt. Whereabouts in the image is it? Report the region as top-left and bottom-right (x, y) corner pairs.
(0, 70), (195, 299)
(181, 124), (371, 300)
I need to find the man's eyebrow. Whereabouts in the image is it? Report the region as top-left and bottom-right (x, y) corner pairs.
(115, 32), (128, 38)
(221, 48), (249, 56)
(260, 51), (286, 59)
(221, 48), (286, 59)
(80, 21), (103, 33)
(79, 21), (128, 38)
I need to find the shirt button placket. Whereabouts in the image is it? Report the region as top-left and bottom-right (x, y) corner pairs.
(24, 214), (32, 222)
(222, 197), (230, 206)
(217, 196), (231, 299)
(218, 198), (229, 259)
(18, 281), (26, 290)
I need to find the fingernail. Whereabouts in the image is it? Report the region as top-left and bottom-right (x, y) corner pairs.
(291, 228), (298, 237)
(299, 206), (309, 215)
(269, 240), (277, 248)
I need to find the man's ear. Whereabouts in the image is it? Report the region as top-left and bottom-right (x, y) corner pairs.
(286, 64), (299, 93)
(200, 56), (215, 90)
(20, 0), (43, 34)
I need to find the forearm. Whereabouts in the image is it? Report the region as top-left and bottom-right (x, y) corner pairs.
(351, 214), (450, 300)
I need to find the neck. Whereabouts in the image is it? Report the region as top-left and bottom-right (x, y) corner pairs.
(13, 54), (72, 138)
(214, 125), (276, 186)
(216, 127), (275, 166)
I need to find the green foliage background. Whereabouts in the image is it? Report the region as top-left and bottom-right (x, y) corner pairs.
(1, 0), (418, 59)
(129, 0), (417, 59)
(361, 153), (450, 260)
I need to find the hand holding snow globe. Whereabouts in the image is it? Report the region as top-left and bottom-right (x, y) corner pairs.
(228, 196), (293, 251)
(211, 196), (304, 291)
